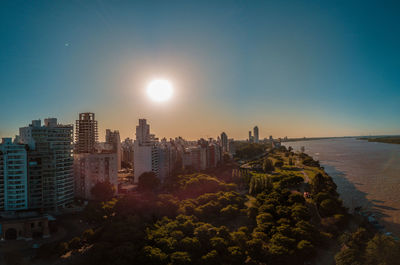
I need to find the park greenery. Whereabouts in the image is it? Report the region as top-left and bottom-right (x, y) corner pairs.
(335, 228), (400, 265)
(32, 144), (400, 265)
(234, 142), (268, 160)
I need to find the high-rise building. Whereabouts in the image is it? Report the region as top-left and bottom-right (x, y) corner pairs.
(158, 141), (173, 180)
(207, 143), (222, 168)
(105, 129), (122, 170)
(183, 146), (207, 171)
(220, 132), (228, 152)
(133, 119), (160, 182)
(254, 126), (259, 143)
(249, 131), (252, 142)
(228, 139), (236, 155)
(75, 113), (98, 154)
(0, 138), (28, 211)
(121, 138), (134, 168)
(19, 119), (74, 211)
(136, 119), (151, 144)
(74, 152), (118, 200)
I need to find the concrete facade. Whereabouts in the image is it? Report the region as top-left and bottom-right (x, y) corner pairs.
(254, 126), (259, 143)
(74, 152), (118, 200)
(75, 113), (98, 154)
(105, 129), (122, 170)
(0, 138), (28, 211)
(0, 214), (50, 240)
(19, 119), (74, 212)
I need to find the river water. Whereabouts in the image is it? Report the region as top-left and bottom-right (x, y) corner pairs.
(283, 138), (400, 235)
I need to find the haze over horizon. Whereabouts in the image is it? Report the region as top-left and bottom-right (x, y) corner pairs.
(1, 1), (400, 141)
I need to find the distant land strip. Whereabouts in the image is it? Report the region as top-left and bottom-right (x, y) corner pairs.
(357, 136), (400, 145)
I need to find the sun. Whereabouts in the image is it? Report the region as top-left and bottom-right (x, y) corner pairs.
(146, 79), (173, 102)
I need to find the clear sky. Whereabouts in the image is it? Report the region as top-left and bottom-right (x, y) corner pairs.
(1, 0), (399, 141)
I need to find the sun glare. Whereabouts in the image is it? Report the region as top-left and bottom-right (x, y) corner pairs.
(146, 79), (173, 102)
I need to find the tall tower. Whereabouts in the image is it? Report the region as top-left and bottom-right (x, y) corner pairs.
(136, 119), (150, 144)
(248, 131), (252, 142)
(220, 132), (228, 152)
(75, 113), (98, 153)
(254, 126), (259, 143)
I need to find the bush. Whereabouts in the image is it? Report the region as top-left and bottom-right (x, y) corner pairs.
(170, 251), (191, 265)
(263, 158), (274, 172)
(138, 171), (160, 192)
(319, 199), (339, 217)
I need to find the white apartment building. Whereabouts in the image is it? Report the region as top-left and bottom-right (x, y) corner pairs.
(0, 138), (28, 211)
(133, 119), (163, 182)
(19, 118), (74, 212)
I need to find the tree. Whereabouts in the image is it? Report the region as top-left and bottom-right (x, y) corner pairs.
(365, 234), (400, 265)
(91, 181), (115, 201)
(234, 143), (265, 160)
(263, 158), (274, 172)
(310, 173), (325, 194)
(297, 240), (314, 256)
(138, 171), (160, 192)
(201, 250), (219, 265)
(170, 251), (191, 265)
(256, 213), (274, 226)
(143, 246), (168, 264)
(227, 246), (246, 264)
(319, 199), (339, 217)
(288, 157), (293, 166)
(335, 248), (362, 265)
(220, 205), (240, 218)
(291, 204), (310, 221)
(274, 161), (284, 168)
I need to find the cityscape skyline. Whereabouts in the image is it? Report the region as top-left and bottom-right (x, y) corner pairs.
(1, 1), (400, 261)
(1, 112), (399, 143)
(1, 1), (400, 140)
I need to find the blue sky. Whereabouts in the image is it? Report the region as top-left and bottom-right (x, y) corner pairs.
(0, 0), (399, 140)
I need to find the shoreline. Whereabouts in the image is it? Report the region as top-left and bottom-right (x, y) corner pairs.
(283, 138), (400, 238)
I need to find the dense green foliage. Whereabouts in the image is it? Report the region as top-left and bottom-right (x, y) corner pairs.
(138, 171), (161, 192)
(262, 158), (274, 172)
(166, 173), (237, 199)
(234, 142), (266, 160)
(60, 166), (327, 264)
(335, 228), (400, 265)
(36, 149), (399, 265)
